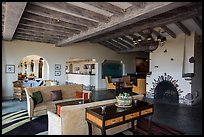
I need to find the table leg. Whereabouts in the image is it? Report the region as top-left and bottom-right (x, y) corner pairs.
(101, 129), (106, 135)
(131, 120), (136, 135)
(147, 116), (153, 135)
(87, 122), (92, 135)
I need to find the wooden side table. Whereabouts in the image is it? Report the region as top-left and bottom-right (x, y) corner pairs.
(85, 100), (153, 135)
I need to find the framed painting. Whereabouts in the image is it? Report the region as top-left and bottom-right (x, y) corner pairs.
(55, 71), (61, 76)
(55, 64), (61, 70)
(5, 65), (15, 73)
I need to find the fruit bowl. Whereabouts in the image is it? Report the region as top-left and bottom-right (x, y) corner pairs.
(116, 92), (132, 106)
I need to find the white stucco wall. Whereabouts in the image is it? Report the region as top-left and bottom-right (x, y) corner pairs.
(146, 32), (196, 105)
(2, 40), (143, 98)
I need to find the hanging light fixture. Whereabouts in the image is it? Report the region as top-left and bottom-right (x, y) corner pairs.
(132, 29), (167, 52)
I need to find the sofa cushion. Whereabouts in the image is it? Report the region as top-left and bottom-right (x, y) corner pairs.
(51, 90), (62, 101)
(32, 91), (43, 105)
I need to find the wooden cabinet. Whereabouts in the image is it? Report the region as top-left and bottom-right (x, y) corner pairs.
(13, 80), (26, 101)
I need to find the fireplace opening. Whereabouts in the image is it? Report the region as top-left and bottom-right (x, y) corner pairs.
(154, 81), (179, 103)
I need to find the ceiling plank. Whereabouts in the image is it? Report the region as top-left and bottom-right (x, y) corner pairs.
(98, 41), (121, 51)
(18, 24), (74, 36)
(32, 2), (110, 23)
(86, 2), (125, 15)
(22, 12), (88, 31)
(19, 18), (81, 34)
(107, 39), (127, 50)
(115, 37), (134, 49)
(15, 32), (63, 41)
(193, 16), (202, 29)
(18, 24), (72, 37)
(57, 2), (191, 46)
(175, 22), (191, 36)
(161, 25), (176, 38)
(88, 4), (201, 42)
(119, 36), (135, 47)
(3, 2), (27, 40)
(14, 36), (57, 44)
(17, 28), (68, 38)
(26, 3), (98, 28)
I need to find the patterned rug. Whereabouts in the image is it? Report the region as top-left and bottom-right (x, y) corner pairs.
(2, 110), (184, 135)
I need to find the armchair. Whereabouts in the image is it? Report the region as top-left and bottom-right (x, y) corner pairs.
(105, 76), (116, 90)
(132, 79), (146, 95)
(13, 80), (26, 101)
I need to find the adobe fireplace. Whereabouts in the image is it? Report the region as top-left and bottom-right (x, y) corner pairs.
(149, 73), (182, 103)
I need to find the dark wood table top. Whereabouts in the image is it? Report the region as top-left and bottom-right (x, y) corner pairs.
(86, 100), (153, 120)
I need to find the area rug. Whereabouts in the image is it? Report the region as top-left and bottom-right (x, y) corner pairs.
(2, 110), (184, 135)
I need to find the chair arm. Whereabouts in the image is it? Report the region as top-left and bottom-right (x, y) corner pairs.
(82, 90), (92, 99)
(25, 89), (34, 118)
(47, 111), (62, 135)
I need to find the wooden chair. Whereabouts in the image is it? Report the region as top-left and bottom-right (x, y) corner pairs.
(122, 75), (133, 87)
(132, 79), (146, 95)
(13, 80), (26, 101)
(105, 76), (116, 90)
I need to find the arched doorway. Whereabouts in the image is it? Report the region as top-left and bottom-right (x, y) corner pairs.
(18, 55), (49, 80)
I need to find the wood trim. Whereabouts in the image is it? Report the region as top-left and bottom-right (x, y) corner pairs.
(86, 113), (103, 127)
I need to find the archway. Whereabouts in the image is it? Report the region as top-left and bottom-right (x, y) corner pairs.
(18, 55), (49, 80)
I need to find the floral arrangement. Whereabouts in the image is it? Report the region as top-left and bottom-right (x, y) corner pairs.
(116, 92), (132, 106)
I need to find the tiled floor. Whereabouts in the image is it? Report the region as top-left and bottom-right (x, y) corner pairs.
(2, 89), (202, 135)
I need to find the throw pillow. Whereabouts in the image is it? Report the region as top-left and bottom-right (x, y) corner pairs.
(51, 90), (62, 101)
(75, 91), (83, 98)
(32, 91), (43, 105)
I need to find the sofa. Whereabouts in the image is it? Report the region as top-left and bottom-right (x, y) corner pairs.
(25, 84), (91, 120)
(47, 94), (144, 135)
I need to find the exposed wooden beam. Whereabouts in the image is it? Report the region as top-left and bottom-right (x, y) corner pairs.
(86, 2), (125, 15)
(14, 36), (57, 44)
(17, 28), (69, 38)
(3, 2), (27, 40)
(119, 36), (135, 47)
(108, 39), (128, 50)
(113, 38), (133, 49)
(193, 16), (202, 29)
(88, 4), (201, 42)
(26, 3), (98, 28)
(19, 19), (81, 34)
(22, 12), (88, 31)
(98, 41), (121, 51)
(18, 24), (74, 36)
(175, 22), (191, 36)
(161, 25), (176, 38)
(57, 2), (191, 46)
(17, 25), (72, 37)
(32, 2), (110, 23)
(15, 32), (63, 41)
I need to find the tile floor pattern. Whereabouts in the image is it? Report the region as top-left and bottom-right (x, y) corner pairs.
(2, 89), (202, 135)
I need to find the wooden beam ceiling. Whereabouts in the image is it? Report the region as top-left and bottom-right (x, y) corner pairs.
(26, 3), (98, 28)
(161, 25), (176, 38)
(175, 21), (191, 36)
(31, 2), (110, 23)
(57, 2), (191, 46)
(3, 2), (27, 40)
(193, 16), (202, 29)
(89, 4), (201, 42)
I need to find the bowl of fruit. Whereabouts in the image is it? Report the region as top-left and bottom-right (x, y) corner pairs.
(116, 92), (132, 107)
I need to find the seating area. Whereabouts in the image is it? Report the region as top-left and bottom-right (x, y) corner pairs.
(2, 2), (202, 135)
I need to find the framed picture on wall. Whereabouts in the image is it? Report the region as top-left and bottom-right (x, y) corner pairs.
(5, 65), (15, 73)
(55, 71), (61, 76)
(55, 64), (61, 70)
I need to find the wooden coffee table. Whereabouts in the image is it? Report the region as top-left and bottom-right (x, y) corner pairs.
(86, 100), (153, 135)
